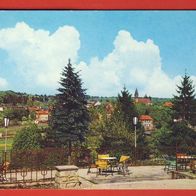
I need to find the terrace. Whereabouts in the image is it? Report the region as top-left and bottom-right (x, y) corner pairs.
(0, 149), (196, 189)
(0, 165), (196, 189)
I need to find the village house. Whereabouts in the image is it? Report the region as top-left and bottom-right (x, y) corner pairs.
(133, 88), (152, 105)
(35, 110), (49, 124)
(94, 101), (101, 107)
(134, 97), (152, 105)
(87, 100), (101, 108)
(163, 101), (173, 108)
(139, 115), (154, 133)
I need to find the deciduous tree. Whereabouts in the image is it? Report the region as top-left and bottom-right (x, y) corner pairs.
(12, 124), (42, 151)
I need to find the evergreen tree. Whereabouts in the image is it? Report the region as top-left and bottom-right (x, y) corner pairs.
(152, 121), (196, 155)
(117, 86), (137, 130)
(49, 60), (89, 159)
(173, 73), (196, 125)
(134, 88), (139, 98)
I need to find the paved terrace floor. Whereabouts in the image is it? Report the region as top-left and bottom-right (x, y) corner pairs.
(78, 166), (196, 189)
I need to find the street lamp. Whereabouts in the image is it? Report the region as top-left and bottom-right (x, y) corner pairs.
(4, 117), (9, 163)
(173, 119), (178, 171)
(133, 117), (138, 148)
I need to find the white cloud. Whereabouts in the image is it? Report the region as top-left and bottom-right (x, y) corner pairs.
(0, 22), (80, 90)
(0, 77), (8, 89)
(0, 23), (195, 97)
(77, 30), (196, 97)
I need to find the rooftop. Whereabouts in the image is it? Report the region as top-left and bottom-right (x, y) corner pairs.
(139, 115), (153, 121)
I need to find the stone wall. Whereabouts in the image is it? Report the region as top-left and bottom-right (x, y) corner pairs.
(55, 165), (81, 189)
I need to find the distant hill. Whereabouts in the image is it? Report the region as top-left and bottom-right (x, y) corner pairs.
(86, 95), (117, 102)
(151, 97), (173, 103)
(0, 90), (172, 105)
(86, 95), (172, 103)
(0, 90), (54, 106)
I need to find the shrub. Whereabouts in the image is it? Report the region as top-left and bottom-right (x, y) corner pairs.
(12, 124), (42, 151)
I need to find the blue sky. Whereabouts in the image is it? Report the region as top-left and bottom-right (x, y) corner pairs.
(0, 11), (195, 97)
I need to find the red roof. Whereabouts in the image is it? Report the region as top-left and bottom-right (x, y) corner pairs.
(135, 98), (152, 104)
(163, 102), (173, 107)
(36, 110), (49, 115)
(139, 115), (153, 121)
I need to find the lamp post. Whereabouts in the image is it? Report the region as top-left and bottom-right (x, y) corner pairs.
(133, 117), (138, 163)
(133, 117), (138, 148)
(4, 117), (9, 163)
(173, 119), (178, 171)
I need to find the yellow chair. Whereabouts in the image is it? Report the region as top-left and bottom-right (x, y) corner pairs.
(118, 155), (130, 175)
(119, 155), (130, 163)
(96, 154), (110, 175)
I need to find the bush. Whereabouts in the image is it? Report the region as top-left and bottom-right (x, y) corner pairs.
(12, 124), (42, 151)
(4, 108), (29, 121)
(10, 148), (68, 169)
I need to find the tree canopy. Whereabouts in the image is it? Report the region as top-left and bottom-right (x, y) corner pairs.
(150, 73), (196, 156)
(48, 60), (89, 148)
(117, 86), (137, 130)
(12, 124), (42, 151)
(173, 73), (196, 125)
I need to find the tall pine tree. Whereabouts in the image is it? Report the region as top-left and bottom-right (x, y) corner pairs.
(173, 73), (196, 125)
(49, 59), (89, 160)
(117, 86), (137, 130)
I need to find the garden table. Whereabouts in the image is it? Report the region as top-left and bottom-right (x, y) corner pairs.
(176, 154), (195, 170)
(98, 157), (117, 160)
(97, 157), (117, 175)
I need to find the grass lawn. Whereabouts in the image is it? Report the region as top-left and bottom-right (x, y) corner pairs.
(0, 123), (48, 151)
(0, 125), (23, 135)
(0, 123), (48, 134)
(0, 138), (13, 151)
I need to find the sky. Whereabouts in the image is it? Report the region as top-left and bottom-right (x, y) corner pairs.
(0, 11), (195, 98)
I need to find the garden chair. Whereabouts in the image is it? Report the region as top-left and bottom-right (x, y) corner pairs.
(95, 159), (110, 176)
(117, 155), (130, 175)
(95, 154), (111, 175)
(190, 160), (196, 174)
(176, 153), (189, 170)
(163, 155), (176, 171)
(87, 154), (110, 175)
